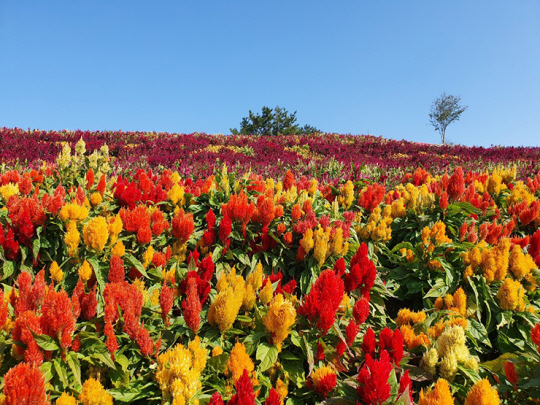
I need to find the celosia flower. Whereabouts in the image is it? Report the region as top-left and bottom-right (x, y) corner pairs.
(56, 392), (78, 405)
(418, 378), (454, 405)
(264, 388), (282, 405)
(78, 260), (93, 282)
(65, 221), (80, 257)
(160, 282), (174, 326)
(260, 279), (274, 304)
(227, 342), (255, 383)
(208, 272), (245, 332)
(104, 321), (118, 360)
(79, 378), (113, 405)
(136, 324), (154, 356)
(504, 361), (518, 388)
(531, 323), (540, 352)
(263, 293), (296, 351)
(509, 244), (536, 280)
(353, 296), (370, 324)
(172, 208), (194, 244)
(345, 243), (376, 296)
(496, 278), (525, 311)
(464, 378), (500, 405)
(41, 288), (76, 349)
(2, 362), (49, 405)
(362, 327), (377, 357)
(156, 337), (207, 405)
(357, 351), (392, 404)
(228, 369), (256, 405)
(12, 310), (43, 365)
(208, 392), (225, 405)
(310, 366), (337, 398)
(379, 327), (404, 364)
(184, 276), (202, 333)
(49, 261), (63, 283)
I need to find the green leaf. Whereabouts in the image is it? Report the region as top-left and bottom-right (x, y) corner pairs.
(116, 354), (130, 372)
(32, 237), (41, 260)
(67, 351), (82, 387)
(33, 333), (60, 351)
(1, 261), (14, 281)
(423, 278), (448, 299)
(480, 352), (518, 373)
(124, 253), (148, 279)
(53, 358), (69, 388)
(256, 342), (279, 372)
(40, 361), (54, 383)
(86, 257), (104, 290)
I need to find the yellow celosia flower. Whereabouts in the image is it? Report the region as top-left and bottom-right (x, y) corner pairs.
(300, 229), (314, 254)
(313, 226), (331, 267)
(50, 261), (64, 283)
(108, 214), (123, 243)
(143, 246), (154, 269)
(464, 379), (500, 405)
(509, 245), (536, 280)
(276, 378), (288, 401)
(112, 241), (125, 257)
(481, 238), (510, 283)
(79, 378), (113, 405)
(59, 203), (89, 222)
(391, 198), (407, 218)
(496, 278), (526, 311)
(212, 346), (223, 357)
(156, 337), (207, 405)
(83, 216), (109, 252)
(263, 294), (296, 351)
(78, 260), (93, 282)
(399, 248), (415, 262)
(330, 228), (344, 256)
(90, 192), (103, 207)
(507, 181), (534, 206)
(338, 181), (355, 209)
(168, 184), (185, 206)
(486, 169), (504, 195)
(56, 392), (78, 405)
(208, 274), (245, 332)
(259, 279), (273, 305)
(0, 183), (19, 201)
(418, 379), (454, 405)
(65, 221), (81, 257)
(308, 179), (318, 196)
(439, 352), (458, 381)
(311, 366), (336, 391)
(247, 262), (264, 291)
(396, 308), (426, 326)
(227, 343), (254, 383)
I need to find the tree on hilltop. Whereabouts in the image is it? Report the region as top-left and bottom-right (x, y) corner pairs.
(429, 93), (468, 145)
(230, 106), (319, 136)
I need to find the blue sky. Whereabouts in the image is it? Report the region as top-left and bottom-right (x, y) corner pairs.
(1, 1), (539, 147)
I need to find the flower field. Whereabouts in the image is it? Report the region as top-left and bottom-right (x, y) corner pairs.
(0, 133), (540, 404)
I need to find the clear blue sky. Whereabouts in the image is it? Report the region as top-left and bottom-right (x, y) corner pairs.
(1, 1), (539, 147)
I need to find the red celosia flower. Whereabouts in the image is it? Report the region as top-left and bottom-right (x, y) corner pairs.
(504, 361), (518, 389)
(448, 167), (465, 200)
(353, 297), (370, 324)
(357, 351), (392, 405)
(13, 270), (46, 316)
(0, 289), (8, 330)
(358, 183), (385, 212)
(398, 370), (413, 402)
(439, 191), (449, 210)
(362, 327), (377, 357)
(120, 205), (151, 233)
(221, 191), (255, 224)
(172, 209), (195, 244)
(219, 214), (232, 243)
(334, 257), (346, 277)
(346, 321), (359, 347)
(97, 174), (106, 194)
(80, 287), (97, 321)
(283, 170), (295, 191)
(291, 204), (303, 222)
(18, 175), (33, 195)
(12, 310), (43, 365)
(2, 362), (49, 405)
(104, 321), (119, 360)
(150, 208), (169, 236)
(520, 201), (540, 226)
(459, 220), (468, 241)
(531, 323), (540, 352)
(311, 368), (337, 398)
(264, 388), (282, 405)
(316, 341), (325, 361)
(160, 282), (174, 326)
(86, 168), (95, 190)
(72, 334), (81, 352)
(345, 243), (376, 296)
(228, 369), (256, 405)
(254, 195), (276, 227)
(336, 339), (347, 357)
(103, 280), (144, 339)
(184, 277), (202, 333)
(530, 230), (540, 266)
(379, 327), (404, 364)
(208, 392), (225, 405)
(179, 272), (212, 305)
(137, 225), (153, 244)
(137, 325), (154, 356)
(109, 256), (125, 283)
(298, 269), (344, 335)
(41, 287), (76, 349)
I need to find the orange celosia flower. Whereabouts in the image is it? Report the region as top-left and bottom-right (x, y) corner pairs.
(227, 342), (255, 383)
(418, 378), (454, 405)
(464, 379), (500, 405)
(2, 363), (49, 405)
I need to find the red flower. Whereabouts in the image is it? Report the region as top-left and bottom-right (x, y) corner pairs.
(219, 214), (232, 243)
(208, 392), (225, 405)
(504, 361), (518, 389)
(345, 243), (376, 296)
(172, 209), (195, 244)
(530, 230), (540, 266)
(439, 191), (449, 210)
(356, 351), (392, 405)
(120, 205), (151, 233)
(13, 270), (46, 316)
(346, 321), (359, 347)
(283, 170), (295, 191)
(41, 288), (76, 349)
(184, 277), (202, 333)
(86, 168), (95, 189)
(108, 256), (125, 283)
(358, 183), (385, 212)
(221, 191), (255, 224)
(97, 174), (106, 194)
(105, 321), (119, 360)
(298, 269), (344, 335)
(448, 167), (465, 200)
(12, 310), (43, 365)
(80, 287), (97, 321)
(160, 282), (174, 326)
(398, 370), (413, 402)
(316, 341), (325, 361)
(531, 323), (540, 352)
(137, 225), (152, 244)
(228, 369), (256, 405)
(334, 257), (346, 277)
(264, 388), (282, 405)
(362, 327), (377, 357)
(379, 327), (404, 364)
(137, 325), (154, 357)
(152, 252), (167, 268)
(0, 289), (8, 330)
(2, 363), (49, 405)
(353, 297), (370, 324)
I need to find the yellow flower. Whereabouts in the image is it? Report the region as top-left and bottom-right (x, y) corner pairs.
(50, 261), (64, 283)
(65, 221), (80, 257)
(247, 262), (264, 291)
(311, 366), (336, 392)
(400, 324), (431, 349)
(313, 226), (331, 267)
(168, 184), (185, 206)
(263, 294), (296, 351)
(59, 203), (89, 222)
(212, 346), (223, 357)
(509, 245), (536, 280)
(56, 392), (78, 405)
(78, 260), (93, 282)
(496, 278), (526, 311)
(481, 238), (510, 283)
(112, 241), (125, 257)
(338, 181), (355, 208)
(421, 348), (439, 375)
(439, 352), (458, 381)
(208, 275), (245, 332)
(300, 229), (314, 255)
(156, 337), (207, 405)
(452, 288), (467, 317)
(330, 228), (344, 256)
(143, 246), (154, 269)
(83, 216), (109, 252)
(418, 379), (454, 405)
(108, 214), (123, 244)
(79, 378), (113, 405)
(0, 183), (19, 201)
(90, 192), (103, 207)
(507, 181), (534, 206)
(464, 379), (500, 405)
(276, 378), (288, 401)
(227, 343), (254, 383)
(259, 279), (273, 305)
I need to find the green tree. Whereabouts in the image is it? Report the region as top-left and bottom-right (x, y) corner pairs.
(230, 106), (319, 136)
(429, 93), (468, 144)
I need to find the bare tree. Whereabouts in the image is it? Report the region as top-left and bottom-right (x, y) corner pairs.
(429, 93), (468, 144)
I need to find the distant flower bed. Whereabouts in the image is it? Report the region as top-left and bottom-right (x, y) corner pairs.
(0, 137), (539, 404)
(1, 127), (539, 185)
